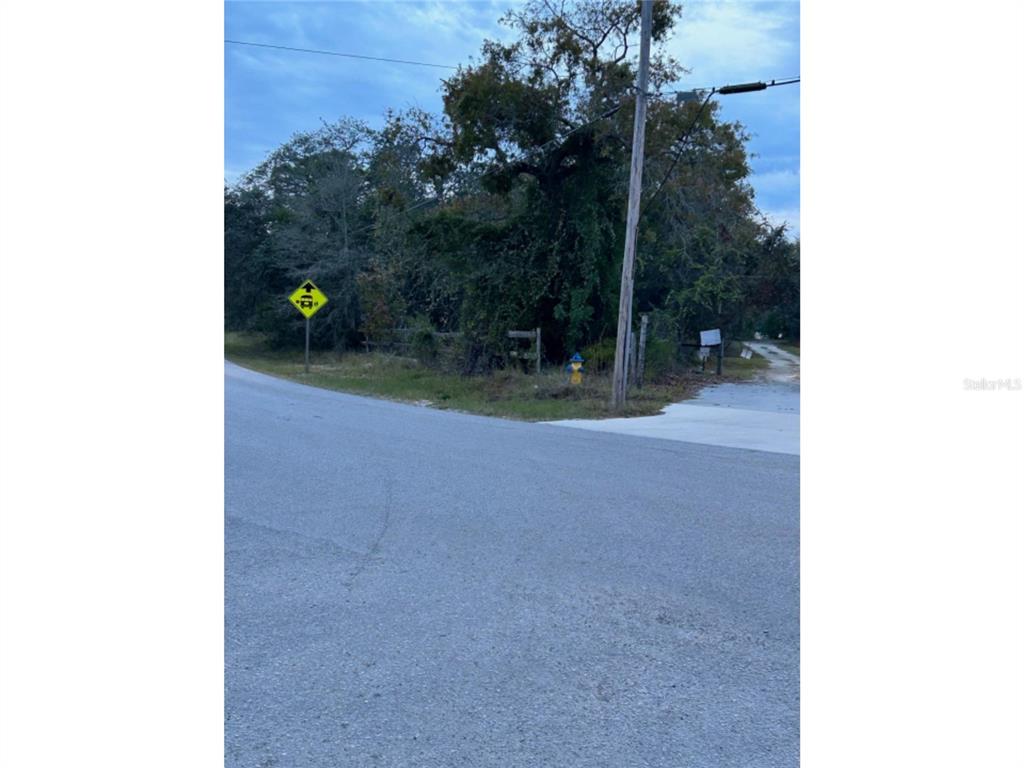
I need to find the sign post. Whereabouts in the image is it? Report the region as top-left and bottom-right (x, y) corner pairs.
(507, 328), (542, 375)
(288, 279), (329, 374)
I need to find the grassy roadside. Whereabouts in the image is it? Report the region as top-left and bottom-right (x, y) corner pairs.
(225, 332), (769, 422)
(777, 341), (800, 357)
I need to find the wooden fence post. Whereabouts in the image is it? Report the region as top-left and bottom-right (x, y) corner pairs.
(637, 314), (649, 389)
(536, 327), (541, 375)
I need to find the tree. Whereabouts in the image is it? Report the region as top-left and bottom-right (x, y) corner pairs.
(224, 185), (272, 331)
(224, 0), (800, 366)
(234, 119), (372, 348)
(410, 0), (739, 357)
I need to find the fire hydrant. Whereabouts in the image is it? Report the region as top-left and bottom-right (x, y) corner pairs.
(565, 352), (585, 385)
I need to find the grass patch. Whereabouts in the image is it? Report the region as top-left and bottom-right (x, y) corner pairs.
(720, 351), (771, 379)
(225, 332), (770, 422)
(776, 341), (800, 357)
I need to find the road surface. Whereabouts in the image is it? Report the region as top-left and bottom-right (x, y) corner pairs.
(226, 361), (799, 767)
(547, 343), (800, 455)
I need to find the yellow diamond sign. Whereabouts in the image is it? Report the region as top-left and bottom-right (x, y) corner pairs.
(289, 279), (328, 319)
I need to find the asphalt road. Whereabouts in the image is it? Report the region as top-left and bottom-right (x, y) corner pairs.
(225, 361), (799, 767)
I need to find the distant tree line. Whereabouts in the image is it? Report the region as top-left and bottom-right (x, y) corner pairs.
(225, 0), (799, 370)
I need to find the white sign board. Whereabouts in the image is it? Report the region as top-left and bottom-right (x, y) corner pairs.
(700, 328), (722, 346)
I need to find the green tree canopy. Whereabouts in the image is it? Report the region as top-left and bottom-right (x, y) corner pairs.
(225, 0), (799, 362)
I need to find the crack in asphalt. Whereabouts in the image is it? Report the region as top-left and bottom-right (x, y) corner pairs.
(343, 475), (393, 588)
(225, 514), (369, 561)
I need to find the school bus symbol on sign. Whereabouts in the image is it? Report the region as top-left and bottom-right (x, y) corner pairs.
(289, 280), (328, 319)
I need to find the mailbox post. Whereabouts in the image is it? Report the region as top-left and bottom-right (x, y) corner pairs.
(700, 328), (723, 375)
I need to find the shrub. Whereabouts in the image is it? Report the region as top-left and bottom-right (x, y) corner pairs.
(643, 338), (678, 380)
(580, 337), (617, 373)
(408, 317), (438, 365)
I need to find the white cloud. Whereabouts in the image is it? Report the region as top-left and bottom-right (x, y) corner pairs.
(750, 168), (800, 195)
(225, 1), (800, 194)
(761, 205), (801, 236)
(224, 167), (246, 186)
(662, 1), (798, 87)
(356, 0), (518, 63)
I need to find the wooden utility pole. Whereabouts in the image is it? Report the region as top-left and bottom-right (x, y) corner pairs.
(611, 0), (653, 408)
(622, 327), (630, 387)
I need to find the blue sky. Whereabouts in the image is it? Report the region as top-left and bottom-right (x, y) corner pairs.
(225, 0), (800, 235)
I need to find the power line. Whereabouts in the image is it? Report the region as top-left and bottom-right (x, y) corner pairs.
(657, 76), (800, 97)
(246, 72), (795, 236)
(527, 103), (622, 157)
(641, 77), (800, 214)
(641, 89), (716, 216)
(350, 197), (440, 237)
(225, 39), (458, 70)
